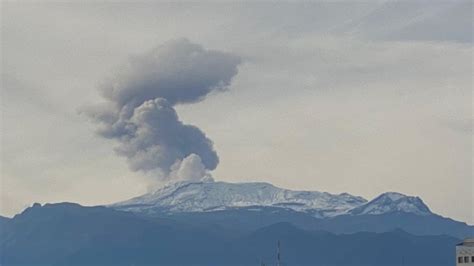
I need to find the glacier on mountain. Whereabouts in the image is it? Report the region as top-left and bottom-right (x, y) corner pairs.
(349, 192), (431, 216)
(111, 181), (432, 218)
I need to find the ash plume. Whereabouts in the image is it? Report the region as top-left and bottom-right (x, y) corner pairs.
(85, 39), (241, 181)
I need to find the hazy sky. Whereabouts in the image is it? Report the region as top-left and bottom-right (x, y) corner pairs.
(1, 1), (473, 224)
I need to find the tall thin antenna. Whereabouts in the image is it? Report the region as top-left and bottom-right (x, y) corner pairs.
(277, 240), (281, 266)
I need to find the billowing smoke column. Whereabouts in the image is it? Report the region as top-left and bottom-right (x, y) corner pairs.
(86, 39), (241, 182)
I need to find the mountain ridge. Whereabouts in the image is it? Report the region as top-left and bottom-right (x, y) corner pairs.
(349, 192), (431, 216)
(0, 202), (462, 266)
(112, 180), (432, 219)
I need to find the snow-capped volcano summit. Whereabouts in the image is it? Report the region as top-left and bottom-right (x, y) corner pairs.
(348, 192), (432, 216)
(112, 181), (367, 218)
(111, 181), (433, 218)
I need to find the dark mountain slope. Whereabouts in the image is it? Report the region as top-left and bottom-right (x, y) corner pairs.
(318, 212), (474, 238)
(0, 203), (461, 266)
(0, 203), (225, 265)
(0, 215), (10, 228)
(161, 206), (474, 239)
(234, 222), (459, 266)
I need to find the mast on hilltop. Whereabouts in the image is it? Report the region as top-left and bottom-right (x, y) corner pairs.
(277, 240), (281, 266)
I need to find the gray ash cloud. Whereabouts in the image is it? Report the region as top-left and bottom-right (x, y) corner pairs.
(85, 39), (241, 181)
